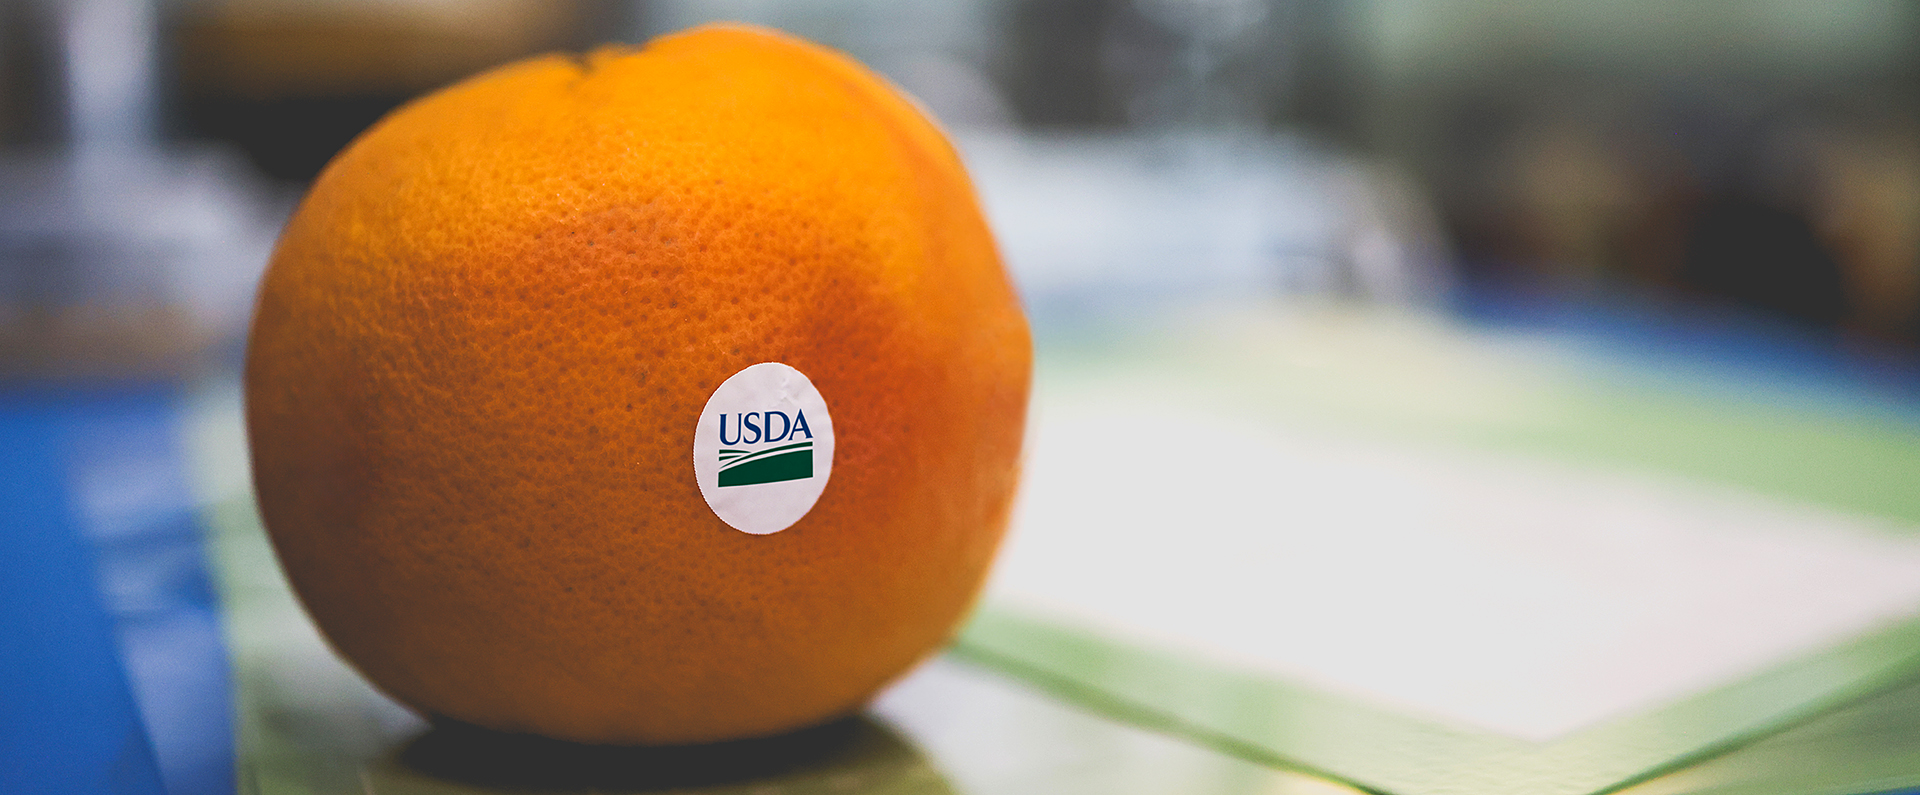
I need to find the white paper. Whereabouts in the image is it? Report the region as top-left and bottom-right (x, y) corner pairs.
(989, 390), (1920, 742)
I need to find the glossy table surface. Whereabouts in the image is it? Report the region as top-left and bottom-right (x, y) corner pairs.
(205, 501), (1360, 795)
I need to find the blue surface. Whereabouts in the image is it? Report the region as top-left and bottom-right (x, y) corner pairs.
(1455, 276), (1920, 421)
(0, 385), (233, 795)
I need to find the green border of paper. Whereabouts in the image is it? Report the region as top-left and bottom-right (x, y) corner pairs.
(954, 606), (1920, 795)
(954, 307), (1920, 795)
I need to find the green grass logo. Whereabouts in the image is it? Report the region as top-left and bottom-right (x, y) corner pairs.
(717, 440), (814, 487)
(715, 409), (816, 487)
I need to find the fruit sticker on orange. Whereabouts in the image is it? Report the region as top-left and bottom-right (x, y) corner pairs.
(693, 362), (836, 535)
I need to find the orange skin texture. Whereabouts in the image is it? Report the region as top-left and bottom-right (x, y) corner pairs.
(245, 25), (1031, 744)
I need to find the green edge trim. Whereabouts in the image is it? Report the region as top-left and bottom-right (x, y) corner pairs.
(955, 603), (1920, 795)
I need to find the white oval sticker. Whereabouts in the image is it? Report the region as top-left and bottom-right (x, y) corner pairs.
(693, 362), (835, 535)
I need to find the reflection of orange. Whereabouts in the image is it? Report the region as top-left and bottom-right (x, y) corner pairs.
(246, 24), (1031, 744)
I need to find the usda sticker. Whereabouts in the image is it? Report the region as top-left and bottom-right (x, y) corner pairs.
(693, 362), (835, 535)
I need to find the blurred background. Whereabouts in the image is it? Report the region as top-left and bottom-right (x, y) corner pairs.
(9, 2), (1920, 795)
(8, 0), (1920, 368)
(11, 0), (1920, 364)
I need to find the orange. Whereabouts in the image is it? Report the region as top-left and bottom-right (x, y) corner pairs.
(244, 24), (1030, 744)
